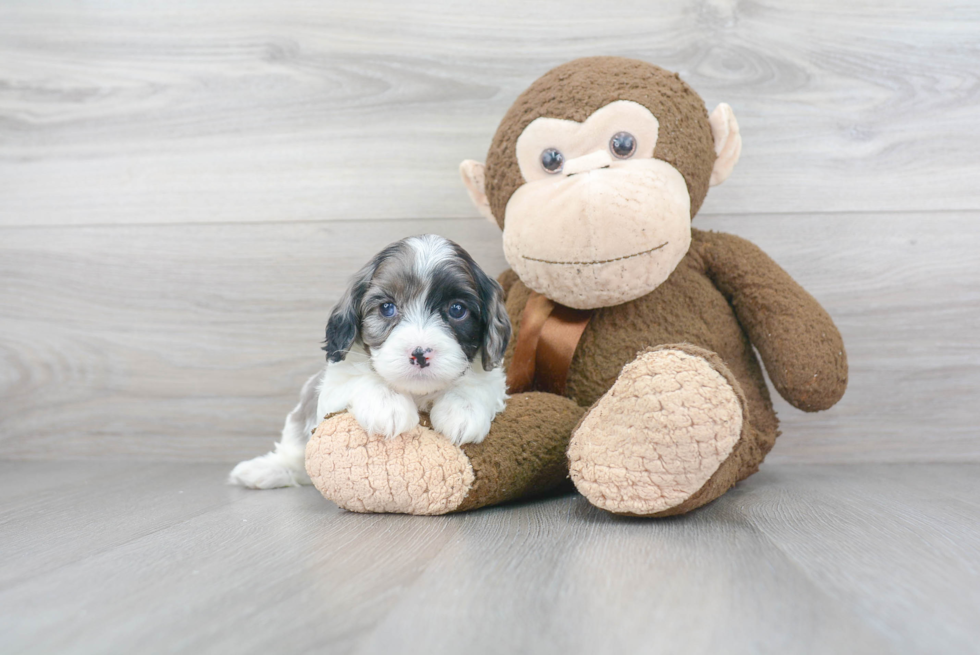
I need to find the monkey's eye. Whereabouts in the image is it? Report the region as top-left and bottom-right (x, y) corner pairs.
(380, 302), (397, 318)
(540, 148), (564, 174)
(447, 302), (468, 320)
(609, 132), (636, 159)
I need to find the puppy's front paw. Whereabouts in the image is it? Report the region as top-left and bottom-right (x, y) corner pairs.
(350, 389), (419, 439)
(430, 395), (492, 446)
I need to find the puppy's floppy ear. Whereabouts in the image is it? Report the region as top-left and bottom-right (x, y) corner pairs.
(470, 259), (511, 371)
(323, 260), (375, 362)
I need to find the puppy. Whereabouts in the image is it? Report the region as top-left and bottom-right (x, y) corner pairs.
(229, 234), (511, 489)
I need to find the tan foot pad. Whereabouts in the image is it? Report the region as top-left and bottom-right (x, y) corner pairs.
(305, 413), (475, 515)
(568, 347), (744, 516)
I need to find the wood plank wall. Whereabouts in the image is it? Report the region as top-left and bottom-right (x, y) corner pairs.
(1, 0), (978, 462)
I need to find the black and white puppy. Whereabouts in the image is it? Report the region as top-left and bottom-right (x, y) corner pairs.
(229, 234), (511, 489)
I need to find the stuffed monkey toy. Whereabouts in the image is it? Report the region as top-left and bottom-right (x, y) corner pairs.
(305, 56), (847, 517)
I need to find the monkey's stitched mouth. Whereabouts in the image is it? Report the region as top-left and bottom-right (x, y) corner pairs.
(566, 165), (611, 178)
(522, 242), (668, 266)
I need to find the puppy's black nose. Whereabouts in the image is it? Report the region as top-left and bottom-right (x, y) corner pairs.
(410, 347), (431, 369)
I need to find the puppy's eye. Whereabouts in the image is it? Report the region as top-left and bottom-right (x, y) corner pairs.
(540, 148), (564, 174)
(380, 302), (397, 318)
(447, 302), (467, 319)
(609, 131), (636, 159)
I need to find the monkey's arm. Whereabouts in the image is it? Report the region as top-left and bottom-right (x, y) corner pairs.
(697, 229), (847, 412)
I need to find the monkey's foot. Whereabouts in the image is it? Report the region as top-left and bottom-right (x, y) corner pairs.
(306, 393), (584, 515)
(568, 344), (749, 517)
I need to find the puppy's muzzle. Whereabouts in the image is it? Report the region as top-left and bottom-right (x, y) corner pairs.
(410, 347), (432, 369)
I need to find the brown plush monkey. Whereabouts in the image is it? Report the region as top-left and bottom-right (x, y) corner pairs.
(306, 57), (847, 517)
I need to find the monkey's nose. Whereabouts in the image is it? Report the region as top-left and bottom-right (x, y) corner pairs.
(410, 347), (431, 369)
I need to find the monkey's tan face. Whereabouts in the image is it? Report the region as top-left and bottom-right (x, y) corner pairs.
(502, 101), (692, 309)
(460, 88), (741, 310)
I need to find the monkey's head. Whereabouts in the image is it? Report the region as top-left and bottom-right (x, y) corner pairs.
(460, 57), (741, 309)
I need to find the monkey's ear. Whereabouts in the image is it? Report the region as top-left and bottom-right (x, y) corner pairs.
(459, 160), (497, 226)
(708, 103), (742, 187)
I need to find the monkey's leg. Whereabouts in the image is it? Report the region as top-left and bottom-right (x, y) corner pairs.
(305, 392), (584, 515)
(568, 344), (766, 517)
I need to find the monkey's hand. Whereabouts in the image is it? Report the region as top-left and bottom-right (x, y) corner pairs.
(698, 229), (847, 412)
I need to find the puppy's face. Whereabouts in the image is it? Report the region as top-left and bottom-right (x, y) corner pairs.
(324, 235), (511, 396)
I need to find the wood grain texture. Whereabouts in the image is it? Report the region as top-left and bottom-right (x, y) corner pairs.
(1, 213), (977, 463)
(1, 0), (979, 225)
(1, 461), (978, 654)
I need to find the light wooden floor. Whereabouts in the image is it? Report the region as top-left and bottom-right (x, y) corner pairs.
(1, 461), (978, 654)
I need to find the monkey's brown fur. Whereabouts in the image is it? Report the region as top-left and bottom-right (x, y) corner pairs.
(488, 230), (847, 509)
(307, 57), (847, 516)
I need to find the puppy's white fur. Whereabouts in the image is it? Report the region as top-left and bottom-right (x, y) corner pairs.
(229, 345), (507, 490)
(229, 235), (509, 490)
